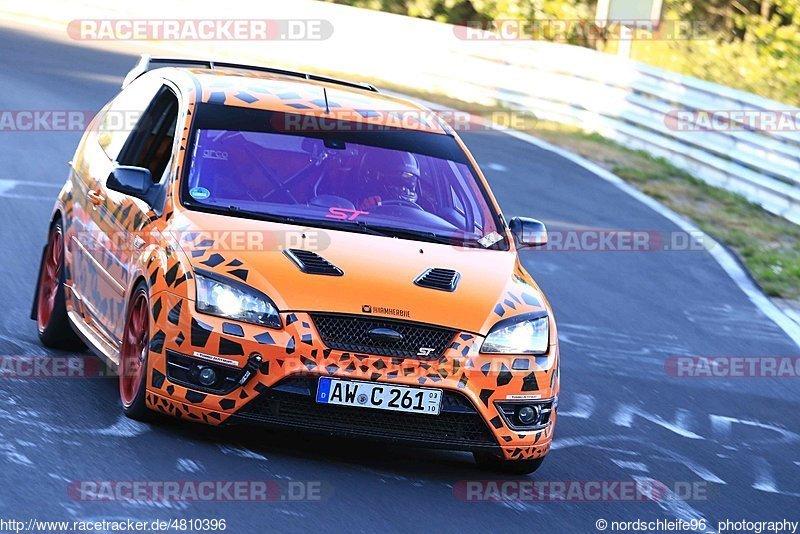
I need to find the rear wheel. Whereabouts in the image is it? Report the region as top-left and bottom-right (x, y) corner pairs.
(120, 281), (153, 421)
(36, 219), (84, 350)
(473, 451), (545, 475)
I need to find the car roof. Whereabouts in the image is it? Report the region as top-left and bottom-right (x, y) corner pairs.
(163, 67), (450, 135)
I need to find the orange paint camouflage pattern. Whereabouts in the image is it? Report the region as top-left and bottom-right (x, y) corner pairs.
(48, 66), (559, 461)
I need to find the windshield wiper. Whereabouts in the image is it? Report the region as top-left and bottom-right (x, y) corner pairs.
(359, 224), (478, 247)
(220, 205), (390, 238)
(205, 205), (476, 245)
(222, 205), (298, 225)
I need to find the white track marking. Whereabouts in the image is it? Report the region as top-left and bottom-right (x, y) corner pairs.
(632, 476), (716, 534)
(486, 162), (508, 172)
(709, 414), (800, 446)
(752, 456), (779, 493)
(0, 441), (33, 466)
(0, 194), (54, 201)
(612, 404), (703, 439)
(557, 393), (595, 419)
(0, 179), (61, 201)
(176, 458), (204, 473)
(752, 456), (800, 497)
(611, 459), (650, 472)
(0, 179), (61, 189)
(93, 414), (149, 437)
(218, 445), (268, 461)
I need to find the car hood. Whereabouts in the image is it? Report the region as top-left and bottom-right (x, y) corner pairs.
(171, 209), (547, 335)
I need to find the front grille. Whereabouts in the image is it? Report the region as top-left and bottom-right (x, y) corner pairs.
(233, 377), (497, 450)
(310, 313), (456, 360)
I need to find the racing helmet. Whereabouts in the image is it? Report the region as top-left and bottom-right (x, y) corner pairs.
(361, 150), (420, 203)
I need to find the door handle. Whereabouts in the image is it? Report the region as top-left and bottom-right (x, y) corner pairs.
(87, 189), (104, 206)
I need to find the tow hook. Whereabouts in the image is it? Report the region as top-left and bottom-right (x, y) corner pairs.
(237, 353), (263, 387)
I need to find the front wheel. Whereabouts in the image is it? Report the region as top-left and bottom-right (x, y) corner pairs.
(473, 451), (545, 475)
(35, 219), (84, 350)
(119, 281), (153, 421)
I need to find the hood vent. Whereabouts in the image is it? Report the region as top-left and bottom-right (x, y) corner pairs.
(284, 249), (344, 276)
(414, 268), (460, 292)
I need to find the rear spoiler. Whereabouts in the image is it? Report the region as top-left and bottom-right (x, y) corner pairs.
(121, 55), (379, 93)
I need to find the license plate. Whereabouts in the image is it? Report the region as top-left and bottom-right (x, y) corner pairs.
(316, 377), (442, 415)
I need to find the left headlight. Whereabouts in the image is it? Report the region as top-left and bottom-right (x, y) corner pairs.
(481, 312), (549, 354)
(194, 270), (281, 329)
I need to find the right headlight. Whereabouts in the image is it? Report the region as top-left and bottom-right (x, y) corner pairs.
(480, 312), (549, 354)
(194, 270), (281, 329)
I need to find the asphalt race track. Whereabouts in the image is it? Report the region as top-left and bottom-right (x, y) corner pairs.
(1, 26), (799, 533)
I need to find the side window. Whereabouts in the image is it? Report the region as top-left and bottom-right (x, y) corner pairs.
(97, 77), (161, 161)
(117, 88), (180, 183)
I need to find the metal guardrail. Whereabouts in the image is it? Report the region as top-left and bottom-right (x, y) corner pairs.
(435, 41), (800, 224)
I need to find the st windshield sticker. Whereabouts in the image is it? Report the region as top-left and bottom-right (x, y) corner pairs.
(189, 186), (211, 200)
(326, 207), (369, 221)
(478, 231), (503, 248)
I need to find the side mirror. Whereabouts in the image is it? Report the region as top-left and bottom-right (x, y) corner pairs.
(107, 166), (152, 201)
(509, 217), (548, 248)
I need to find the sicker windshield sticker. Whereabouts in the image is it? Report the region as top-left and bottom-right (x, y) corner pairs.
(478, 231), (503, 248)
(189, 186), (211, 200)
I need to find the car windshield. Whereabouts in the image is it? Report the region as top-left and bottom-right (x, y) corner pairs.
(183, 116), (505, 248)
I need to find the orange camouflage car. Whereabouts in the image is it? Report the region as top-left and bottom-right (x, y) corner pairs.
(32, 56), (559, 474)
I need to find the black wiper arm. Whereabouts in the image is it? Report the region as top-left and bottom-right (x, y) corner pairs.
(203, 205), (472, 244)
(223, 206), (388, 238)
(360, 224), (465, 246)
(224, 205), (297, 225)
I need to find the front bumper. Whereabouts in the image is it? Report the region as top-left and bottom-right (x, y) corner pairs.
(146, 293), (559, 461)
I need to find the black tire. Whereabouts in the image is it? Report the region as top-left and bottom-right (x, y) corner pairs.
(120, 280), (153, 421)
(473, 451), (545, 475)
(35, 219), (84, 350)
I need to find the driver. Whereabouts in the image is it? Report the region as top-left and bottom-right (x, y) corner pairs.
(358, 150), (420, 210)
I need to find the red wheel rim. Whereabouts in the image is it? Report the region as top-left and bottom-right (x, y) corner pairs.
(120, 289), (149, 407)
(37, 227), (63, 332)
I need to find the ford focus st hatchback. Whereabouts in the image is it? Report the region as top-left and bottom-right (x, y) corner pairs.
(33, 56), (559, 474)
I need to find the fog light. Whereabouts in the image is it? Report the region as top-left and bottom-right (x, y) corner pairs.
(496, 400), (554, 430)
(198, 367), (217, 386)
(517, 405), (540, 426)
